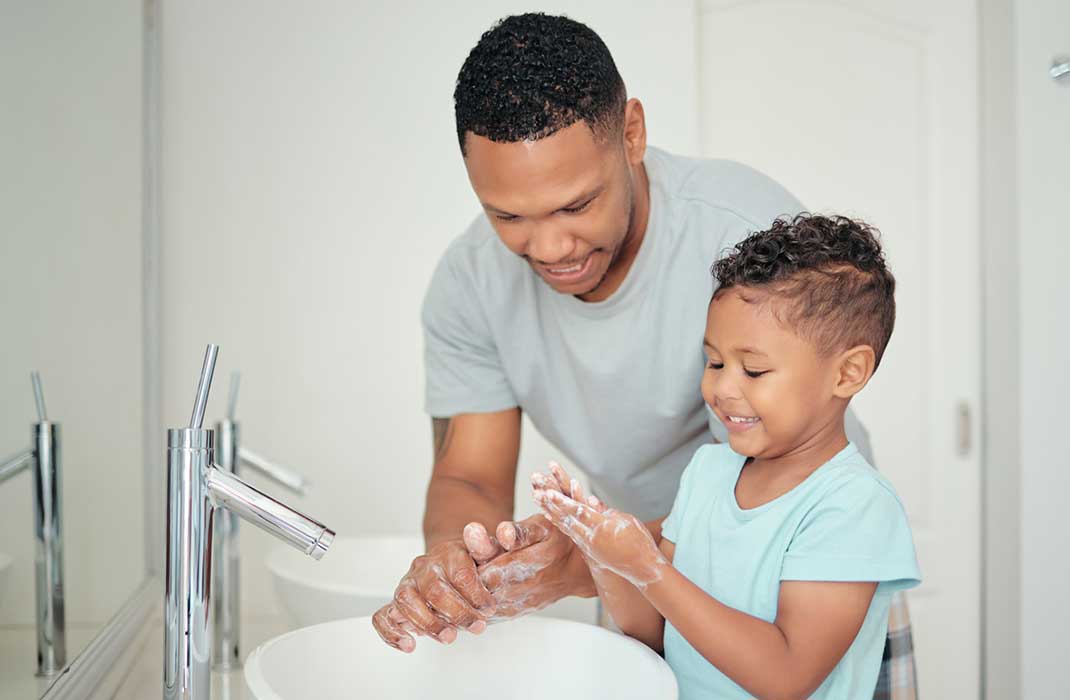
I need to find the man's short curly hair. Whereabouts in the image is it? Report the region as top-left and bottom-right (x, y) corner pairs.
(712, 214), (897, 368)
(453, 13), (627, 155)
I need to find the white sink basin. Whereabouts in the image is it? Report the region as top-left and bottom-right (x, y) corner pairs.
(267, 535), (597, 627)
(244, 615), (677, 699)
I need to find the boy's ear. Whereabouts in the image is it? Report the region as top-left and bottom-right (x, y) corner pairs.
(833, 345), (876, 399)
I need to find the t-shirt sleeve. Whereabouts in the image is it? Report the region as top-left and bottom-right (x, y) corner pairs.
(661, 445), (717, 544)
(421, 251), (517, 417)
(781, 475), (921, 592)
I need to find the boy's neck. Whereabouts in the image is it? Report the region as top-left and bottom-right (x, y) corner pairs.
(748, 419), (851, 479)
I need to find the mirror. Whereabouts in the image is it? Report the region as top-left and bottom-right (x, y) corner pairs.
(0, 1), (148, 696)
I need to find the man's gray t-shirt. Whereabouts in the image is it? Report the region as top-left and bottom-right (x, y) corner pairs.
(422, 146), (872, 521)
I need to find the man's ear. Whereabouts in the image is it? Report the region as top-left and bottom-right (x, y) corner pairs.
(833, 345), (876, 399)
(622, 98), (647, 166)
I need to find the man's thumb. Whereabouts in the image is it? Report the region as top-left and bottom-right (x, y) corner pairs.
(462, 522), (504, 564)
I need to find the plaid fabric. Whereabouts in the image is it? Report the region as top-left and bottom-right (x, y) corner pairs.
(873, 591), (918, 700)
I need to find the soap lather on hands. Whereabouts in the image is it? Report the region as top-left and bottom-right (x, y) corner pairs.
(371, 504), (588, 653)
(532, 462), (669, 590)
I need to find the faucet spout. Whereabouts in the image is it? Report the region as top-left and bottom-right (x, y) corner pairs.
(207, 466), (332, 558)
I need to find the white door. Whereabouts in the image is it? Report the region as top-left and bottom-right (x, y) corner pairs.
(696, 0), (982, 696)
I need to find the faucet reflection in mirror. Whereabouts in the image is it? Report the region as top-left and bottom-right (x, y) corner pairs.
(212, 370), (311, 671)
(0, 372), (66, 677)
(165, 345), (334, 700)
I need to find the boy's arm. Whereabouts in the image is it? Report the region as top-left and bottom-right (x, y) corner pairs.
(644, 570), (875, 699)
(535, 485), (876, 700)
(590, 524), (671, 650)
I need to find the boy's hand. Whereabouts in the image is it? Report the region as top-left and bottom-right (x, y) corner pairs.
(532, 462), (668, 588)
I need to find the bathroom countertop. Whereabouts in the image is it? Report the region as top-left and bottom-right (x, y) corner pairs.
(0, 624), (104, 700)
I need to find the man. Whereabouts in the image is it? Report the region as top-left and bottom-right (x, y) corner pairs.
(373, 13), (917, 699)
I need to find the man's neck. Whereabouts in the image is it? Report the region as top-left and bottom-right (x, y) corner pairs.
(578, 161), (651, 303)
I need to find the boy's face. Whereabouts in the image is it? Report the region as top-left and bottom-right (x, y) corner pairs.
(702, 288), (846, 459)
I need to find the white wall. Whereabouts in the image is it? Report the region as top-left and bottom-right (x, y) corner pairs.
(158, 0), (700, 618)
(0, 0), (145, 630)
(1015, 0), (1070, 698)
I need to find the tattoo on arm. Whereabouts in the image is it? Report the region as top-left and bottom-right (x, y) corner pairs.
(432, 417), (454, 461)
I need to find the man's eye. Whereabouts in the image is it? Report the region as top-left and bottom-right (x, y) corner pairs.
(562, 199), (593, 214)
(745, 369), (770, 378)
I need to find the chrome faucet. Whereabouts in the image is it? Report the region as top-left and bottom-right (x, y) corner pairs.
(165, 345), (334, 700)
(211, 371), (310, 671)
(0, 372), (66, 677)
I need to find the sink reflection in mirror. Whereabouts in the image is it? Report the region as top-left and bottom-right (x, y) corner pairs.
(1, 1), (150, 696)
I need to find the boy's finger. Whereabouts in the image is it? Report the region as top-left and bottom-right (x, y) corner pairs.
(549, 461), (572, 494)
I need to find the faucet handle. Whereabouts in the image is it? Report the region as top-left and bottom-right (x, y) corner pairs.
(189, 344), (219, 430)
(31, 372), (47, 423)
(239, 447), (309, 496)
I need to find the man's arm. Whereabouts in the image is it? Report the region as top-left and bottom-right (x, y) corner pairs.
(372, 409), (520, 651)
(423, 410), (521, 549)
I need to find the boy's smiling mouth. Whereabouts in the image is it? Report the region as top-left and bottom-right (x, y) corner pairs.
(727, 415), (760, 424)
(722, 412), (762, 433)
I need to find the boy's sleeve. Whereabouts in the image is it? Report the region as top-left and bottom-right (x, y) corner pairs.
(661, 445), (715, 544)
(422, 252), (517, 417)
(781, 475), (921, 591)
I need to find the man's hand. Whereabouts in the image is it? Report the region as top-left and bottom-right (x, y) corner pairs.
(466, 513), (597, 621)
(371, 538), (496, 653)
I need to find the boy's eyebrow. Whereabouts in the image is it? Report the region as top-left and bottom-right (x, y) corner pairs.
(736, 346), (768, 357)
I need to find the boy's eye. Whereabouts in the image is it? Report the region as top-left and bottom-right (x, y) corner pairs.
(707, 361), (724, 370)
(744, 369), (770, 378)
(495, 214), (519, 222)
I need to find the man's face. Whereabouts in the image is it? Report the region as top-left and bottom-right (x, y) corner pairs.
(701, 288), (844, 459)
(462, 121), (635, 297)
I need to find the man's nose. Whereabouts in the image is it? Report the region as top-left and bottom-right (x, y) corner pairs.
(527, 221), (576, 264)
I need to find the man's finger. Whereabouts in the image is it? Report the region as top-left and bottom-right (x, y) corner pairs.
(463, 522), (504, 564)
(373, 605), (416, 653)
(445, 560), (497, 614)
(496, 513), (553, 551)
(423, 565), (486, 629)
(395, 580), (451, 640)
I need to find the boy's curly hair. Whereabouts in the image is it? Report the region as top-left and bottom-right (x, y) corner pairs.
(712, 214), (897, 368)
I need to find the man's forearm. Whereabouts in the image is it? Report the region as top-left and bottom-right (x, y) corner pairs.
(423, 474), (513, 550)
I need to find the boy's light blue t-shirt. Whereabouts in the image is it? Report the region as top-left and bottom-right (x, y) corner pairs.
(661, 442), (920, 700)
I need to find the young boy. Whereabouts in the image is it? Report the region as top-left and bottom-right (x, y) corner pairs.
(533, 214), (920, 700)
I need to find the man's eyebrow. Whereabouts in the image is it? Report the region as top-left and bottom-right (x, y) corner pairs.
(482, 185), (604, 218)
(558, 185), (604, 210)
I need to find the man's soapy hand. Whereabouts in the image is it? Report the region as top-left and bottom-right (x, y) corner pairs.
(371, 538), (496, 653)
(464, 514), (596, 621)
(532, 462), (668, 589)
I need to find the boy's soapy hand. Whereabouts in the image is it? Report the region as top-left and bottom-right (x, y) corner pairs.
(532, 462), (668, 589)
